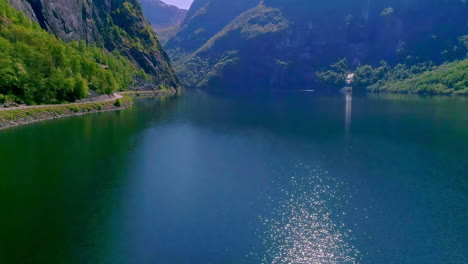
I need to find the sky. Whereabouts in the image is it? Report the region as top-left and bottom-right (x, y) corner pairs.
(162, 0), (193, 10)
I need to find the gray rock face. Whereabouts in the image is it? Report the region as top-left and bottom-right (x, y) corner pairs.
(9, 0), (178, 86)
(9, 0), (104, 43)
(8, 0), (37, 21)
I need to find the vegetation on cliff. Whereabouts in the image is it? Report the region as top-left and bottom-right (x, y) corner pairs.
(316, 58), (468, 95)
(363, 59), (468, 95)
(8, 0), (178, 87)
(168, 3), (290, 88)
(93, 0), (178, 86)
(315, 34), (467, 95)
(0, 0), (143, 105)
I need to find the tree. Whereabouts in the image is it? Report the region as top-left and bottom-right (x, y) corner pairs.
(315, 58), (349, 89)
(74, 74), (89, 99)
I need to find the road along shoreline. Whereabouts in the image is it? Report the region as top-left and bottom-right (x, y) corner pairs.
(0, 90), (176, 130)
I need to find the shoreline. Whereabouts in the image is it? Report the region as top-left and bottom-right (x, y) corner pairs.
(0, 90), (177, 131)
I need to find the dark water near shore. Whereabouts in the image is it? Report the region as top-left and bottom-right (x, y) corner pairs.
(0, 90), (467, 264)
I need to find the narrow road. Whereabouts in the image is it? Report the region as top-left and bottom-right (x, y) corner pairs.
(0, 93), (123, 112)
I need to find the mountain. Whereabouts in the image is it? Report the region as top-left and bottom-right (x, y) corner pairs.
(165, 0), (468, 89)
(140, 0), (187, 30)
(166, 0), (257, 53)
(139, 0), (187, 43)
(8, 0), (178, 87)
(1, 0), (142, 105)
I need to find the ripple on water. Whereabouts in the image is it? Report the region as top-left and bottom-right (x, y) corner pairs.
(254, 162), (361, 264)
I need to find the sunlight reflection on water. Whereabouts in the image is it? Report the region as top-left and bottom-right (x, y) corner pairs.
(345, 93), (352, 139)
(255, 162), (361, 264)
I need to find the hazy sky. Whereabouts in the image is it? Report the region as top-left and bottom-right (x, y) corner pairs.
(162, 0), (193, 10)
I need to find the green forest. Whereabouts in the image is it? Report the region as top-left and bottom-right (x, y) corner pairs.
(316, 35), (468, 96)
(357, 59), (468, 95)
(315, 58), (468, 95)
(0, 0), (142, 105)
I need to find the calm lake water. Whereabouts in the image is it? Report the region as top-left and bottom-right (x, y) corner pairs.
(0, 90), (467, 264)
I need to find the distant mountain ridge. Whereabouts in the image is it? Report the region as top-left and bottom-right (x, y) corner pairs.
(166, 0), (257, 52)
(140, 0), (187, 30)
(165, 0), (468, 89)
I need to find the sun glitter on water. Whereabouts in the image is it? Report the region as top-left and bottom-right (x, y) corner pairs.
(255, 163), (361, 264)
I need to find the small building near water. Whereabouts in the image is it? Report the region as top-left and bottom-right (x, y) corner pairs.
(346, 73), (355, 85)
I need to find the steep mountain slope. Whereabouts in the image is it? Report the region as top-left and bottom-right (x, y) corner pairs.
(0, 0), (143, 104)
(140, 0), (187, 30)
(9, 0), (178, 87)
(165, 0), (259, 53)
(166, 0), (468, 89)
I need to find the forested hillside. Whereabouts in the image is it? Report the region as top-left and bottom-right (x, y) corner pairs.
(362, 59), (468, 95)
(165, 0), (468, 90)
(0, 0), (179, 105)
(0, 0), (142, 105)
(8, 0), (177, 87)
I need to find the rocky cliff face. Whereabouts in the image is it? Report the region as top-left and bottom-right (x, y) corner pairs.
(165, 0), (467, 89)
(9, 0), (178, 87)
(140, 0), (187, 29)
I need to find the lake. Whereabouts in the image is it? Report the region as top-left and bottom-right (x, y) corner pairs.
(0, 90), (467, 264)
